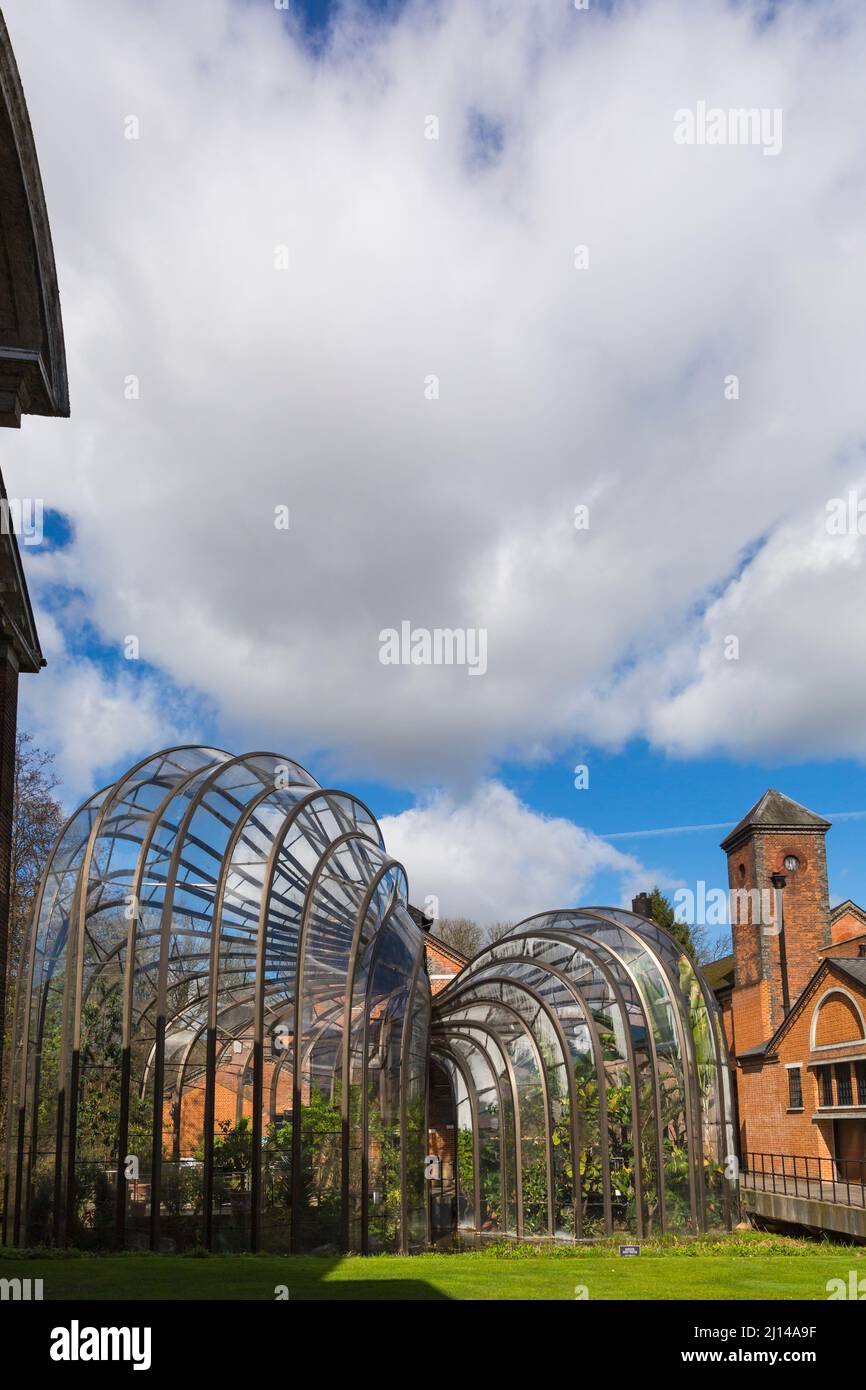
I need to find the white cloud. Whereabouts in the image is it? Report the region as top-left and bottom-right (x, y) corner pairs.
(22, 659), (187, 800)
(381, 780), (664, 926)
(4, 0), (866, 794)
(646, 473), (866, 760)
(19, 602), (194, 800)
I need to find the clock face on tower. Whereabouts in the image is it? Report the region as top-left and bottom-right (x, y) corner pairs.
(783, 854), (800, 872)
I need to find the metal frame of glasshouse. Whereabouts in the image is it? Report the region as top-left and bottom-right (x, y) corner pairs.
(2, 746), (736, 1253)
(431, 910), (737, 1241)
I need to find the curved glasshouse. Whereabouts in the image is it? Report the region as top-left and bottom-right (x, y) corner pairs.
(2, 747), (430, 1254)
(429, 909), (737, 1241)
(2, 746), (736, 1252)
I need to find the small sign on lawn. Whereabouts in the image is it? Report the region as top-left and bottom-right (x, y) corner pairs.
(619, 1244), (640, 1256)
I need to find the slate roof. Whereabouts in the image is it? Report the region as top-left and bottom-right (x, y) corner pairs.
(407, 902), (436, 932)
(828, 956), (866, 990)
(703, 953), (735, 992)
(720, 788), (831, 852)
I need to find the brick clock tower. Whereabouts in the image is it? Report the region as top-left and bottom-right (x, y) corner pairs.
(721, 790), (832, 1055)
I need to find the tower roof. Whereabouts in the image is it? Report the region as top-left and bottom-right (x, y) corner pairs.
(720, 789), (830, 852)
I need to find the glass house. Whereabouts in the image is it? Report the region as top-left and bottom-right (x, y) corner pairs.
(430, 910), (737, 1241)
(2, 746), (736, 1253)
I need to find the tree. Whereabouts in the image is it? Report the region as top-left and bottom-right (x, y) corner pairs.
(10, 733), (64, 968)
(647, 885), (710, 963)
(432, 917), (515, 958)
(432, 916), (484, 959)
(211, 1117), (253, 1189)
(1, 733), (64, 1114)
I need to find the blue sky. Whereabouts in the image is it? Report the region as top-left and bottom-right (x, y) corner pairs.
(37, 496), (866, 935)
(361, 751), (866, 942)
(8, 0), (866, 933)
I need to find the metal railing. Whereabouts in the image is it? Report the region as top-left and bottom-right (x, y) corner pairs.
(741, 1151), (866, 1209)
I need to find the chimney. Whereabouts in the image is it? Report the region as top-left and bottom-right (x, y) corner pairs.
(631, 892), (652, 921)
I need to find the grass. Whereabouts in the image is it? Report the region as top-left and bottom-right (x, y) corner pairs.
(1, 1231), (863, 1300)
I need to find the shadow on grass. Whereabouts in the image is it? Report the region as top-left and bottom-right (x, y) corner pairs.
(284, 1257), (451, 1300)
(0, 1253), (452, 1302)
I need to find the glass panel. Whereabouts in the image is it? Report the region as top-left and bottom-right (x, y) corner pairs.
(363, 910), (417, 1253)
(73, 749), (224, 1249)
(438, 1033), (502, 1235)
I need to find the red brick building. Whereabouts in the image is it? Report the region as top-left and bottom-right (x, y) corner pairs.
(708, 790), (866, 1186)
(405, 904), (468, 996)
(422, 934), (467, 996)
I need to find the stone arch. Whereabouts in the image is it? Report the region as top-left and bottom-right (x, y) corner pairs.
(810, 987), (866, 1051)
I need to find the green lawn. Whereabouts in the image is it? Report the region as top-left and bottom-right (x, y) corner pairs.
(2, 1232), (864, 1300)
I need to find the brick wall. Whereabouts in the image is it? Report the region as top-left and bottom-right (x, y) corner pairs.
(718, 992), (734, 1054)
(814, 993), (863, 1048)
(738, 965), (866, 1161)
(424, 938), (464, 996)
(738, 1060), (790, 1155)
(820, 933), (866, 960)
(731, 980), (771, 1054)
(831, 909), (866, 945)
